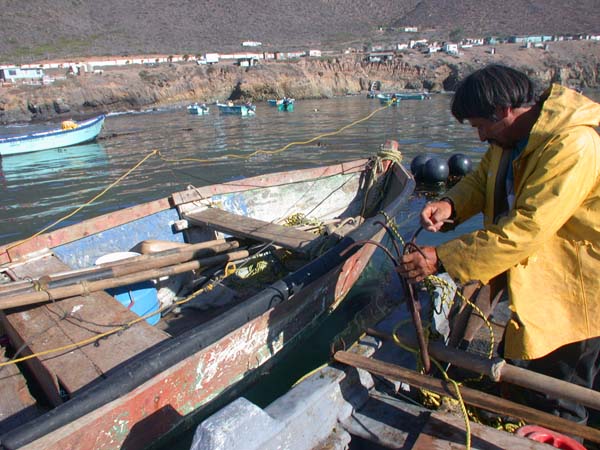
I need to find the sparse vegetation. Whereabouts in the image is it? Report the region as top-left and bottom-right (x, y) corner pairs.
(0, 0), (597, 63)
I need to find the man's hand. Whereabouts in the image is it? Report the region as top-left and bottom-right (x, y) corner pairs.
(421, 200), (453, 232)
(397, 246), (440, 283)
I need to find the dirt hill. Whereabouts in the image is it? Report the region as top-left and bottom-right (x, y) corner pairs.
(1, 0), (598, 63)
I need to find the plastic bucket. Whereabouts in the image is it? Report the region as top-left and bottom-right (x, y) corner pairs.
(95, 252), (161, 326)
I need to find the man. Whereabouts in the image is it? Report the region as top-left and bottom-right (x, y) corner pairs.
(399, 64), (600, 424)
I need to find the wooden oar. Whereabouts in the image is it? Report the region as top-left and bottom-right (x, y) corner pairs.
(0, 239), (234, 295)
(367, 328), (600, 415)
(0, 249), (249, 310)
(334, 350), (600, 443)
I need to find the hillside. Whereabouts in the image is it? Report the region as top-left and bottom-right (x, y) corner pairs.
(1, 0), (599, 63)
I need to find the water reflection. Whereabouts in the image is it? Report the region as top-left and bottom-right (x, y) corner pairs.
(0, 142), (108, 184)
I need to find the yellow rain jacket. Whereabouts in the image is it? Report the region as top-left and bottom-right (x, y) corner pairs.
(437, 84), (600, 360)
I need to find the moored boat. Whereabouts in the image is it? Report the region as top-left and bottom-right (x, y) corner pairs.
(394, 91), (431, 100)
(187, 103), (210, 115)
(216, 102), (256, 116)
(278, 98), (295, 112)
(0, 115), (105, 157)
(0, 141), (413, 449)
(377, 92), (432, 105)
(267, 98), (295, 111)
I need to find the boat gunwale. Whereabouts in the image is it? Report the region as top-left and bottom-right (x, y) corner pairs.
(0, 115), (106, 144)
(0, 159), (370, 265)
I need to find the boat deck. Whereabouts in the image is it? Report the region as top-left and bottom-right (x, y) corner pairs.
(0, 253), (169, 411)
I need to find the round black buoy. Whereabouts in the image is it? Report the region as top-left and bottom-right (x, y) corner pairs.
(422, 157), (449, 183)
(448, 153), (473, 177)
(410, 154), (432, 181)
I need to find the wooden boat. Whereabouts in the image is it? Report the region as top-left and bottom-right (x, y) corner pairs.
(377, 93), (399, 106)
(191, 287), (600, 450)
(187, 103), (210, 115)
(277, 98), (294, 112)
(394, 91), (431, 100)
(377, 92), (431, 105)
(216, 102), (256, 116)
(267, 98), (295, 111)
(0, 115), (105, 157)
(0, 141), (413, 450)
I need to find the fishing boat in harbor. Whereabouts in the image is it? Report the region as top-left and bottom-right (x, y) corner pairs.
(216, 101), (256, 116)
(0, 141), (413, 450)
(267, 98), (295, 111)
(394, 91), (431, 100)
(377, 92), (432, 105)
(0, 115), (105, 157)
(187, 103), (210, 115)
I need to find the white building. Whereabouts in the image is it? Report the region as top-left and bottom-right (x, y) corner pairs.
(443, 43), (459, 55)
(0, 66), (44, 82)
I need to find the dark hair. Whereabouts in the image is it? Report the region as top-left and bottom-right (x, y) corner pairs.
(451, 64), (535, 123)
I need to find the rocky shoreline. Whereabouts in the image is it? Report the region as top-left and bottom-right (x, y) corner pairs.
(1, 41), (599, 124)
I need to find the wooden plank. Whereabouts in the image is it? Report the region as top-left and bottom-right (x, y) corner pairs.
(411, 411), (550, 449)
(184, 208), (318, 252)
(0, 347), (44, 435)
(333, 350), (600, 443)
(1, 254), (170, 406)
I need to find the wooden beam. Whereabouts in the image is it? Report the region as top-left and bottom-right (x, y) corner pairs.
(334, 350), (600, 443)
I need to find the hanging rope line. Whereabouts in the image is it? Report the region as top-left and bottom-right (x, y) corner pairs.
(157, 103), (393, 164)
(4, 150), (158, 255)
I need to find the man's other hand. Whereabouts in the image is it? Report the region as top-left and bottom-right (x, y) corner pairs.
(398, 246), (440, 283)
(421, 200), (453, 232)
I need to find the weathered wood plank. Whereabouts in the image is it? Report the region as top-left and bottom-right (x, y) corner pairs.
(1, 254), (169, 406)
(411, 411), (550, 449)
(184, 208), (318, 252)
(0, 347), (44, 435)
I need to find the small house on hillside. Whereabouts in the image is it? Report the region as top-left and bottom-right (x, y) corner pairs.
(366, 51), (394, 63)
(0, 67), (44, 83)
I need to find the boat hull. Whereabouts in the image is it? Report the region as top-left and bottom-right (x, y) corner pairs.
(187, 105), (209, 115)
(277, 102), (294, 112)
(0, 115), (105, 157)
(0, 155), (414, 450)
(216, 103), (255, 116)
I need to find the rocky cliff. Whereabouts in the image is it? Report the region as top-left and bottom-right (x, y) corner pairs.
(1, 41), (599, 124)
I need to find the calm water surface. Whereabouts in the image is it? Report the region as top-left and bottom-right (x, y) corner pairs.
(1, 91), (598, 448)
(0, 94), (489, 244)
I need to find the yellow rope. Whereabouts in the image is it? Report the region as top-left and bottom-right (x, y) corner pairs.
(157, 104), (393, 164)
(5, 149), (159, 255)
(0, 262), (237, 368)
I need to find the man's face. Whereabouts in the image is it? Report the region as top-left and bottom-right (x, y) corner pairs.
(468, 115), (513, 149)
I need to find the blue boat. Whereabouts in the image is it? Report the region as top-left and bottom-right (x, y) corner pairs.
(268, 98), (295, 111)
(0, 115), (105, 157)
(394, 91), (431, 100)
(278, 98), (294, 112)
(217, 102), (256, 116)
(377, 93), (400, 106)
(187, 103), (210, 115)
(378, 92), (431, 105)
